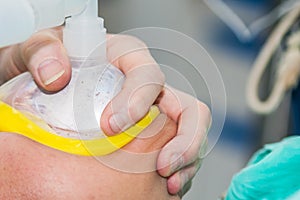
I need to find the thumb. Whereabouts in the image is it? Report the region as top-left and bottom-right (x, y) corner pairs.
(6, 28), (71, 92)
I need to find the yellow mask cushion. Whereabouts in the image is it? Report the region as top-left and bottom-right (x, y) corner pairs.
(0, 101), (160, 156)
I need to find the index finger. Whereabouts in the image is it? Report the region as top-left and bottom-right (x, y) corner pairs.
(101, 35), (165, 135)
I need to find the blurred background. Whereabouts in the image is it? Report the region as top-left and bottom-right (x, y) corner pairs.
(99, 0), (291, 199)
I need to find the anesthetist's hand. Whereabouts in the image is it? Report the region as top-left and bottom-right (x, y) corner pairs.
(102, 34), (211, 196)
(0, 27), (211, 196)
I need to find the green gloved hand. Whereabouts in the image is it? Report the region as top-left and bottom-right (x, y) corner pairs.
(225, 136), (300, 200)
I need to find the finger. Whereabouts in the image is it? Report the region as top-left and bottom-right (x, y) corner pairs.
(101, 35), (165, 135)
(157, 86), (211, 177)
(167, 159), (202, 195)
(0, 27), (71, 92)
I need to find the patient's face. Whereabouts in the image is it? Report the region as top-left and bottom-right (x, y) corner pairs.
(0, 114), (180, 200)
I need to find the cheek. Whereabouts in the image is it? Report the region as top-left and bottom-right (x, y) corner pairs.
(0, 133), (50, 198)
(0, 130), (179, 200)
(0, 133), (108, 199)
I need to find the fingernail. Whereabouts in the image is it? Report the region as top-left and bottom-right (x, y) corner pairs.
(38, 59), (65, 85)
(109, 113), (130, 133)
(170, 154), (184, 173)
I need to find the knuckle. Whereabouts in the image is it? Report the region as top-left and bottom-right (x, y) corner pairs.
(112, 34), (148, 51)
(137, 64), (165, 88)
(6, 46), (27, 77)
(119, 35), (151, 56)
(196, 102), (211, 141)
(197, 101), (211, 119)
(185, 139), (201, 158)
(20, 31), (61, 62)
(148, 64), (165, 84)
(158, 70), (166, 84)
(120, 35), (147, 48)
(128, 95), (148, 122)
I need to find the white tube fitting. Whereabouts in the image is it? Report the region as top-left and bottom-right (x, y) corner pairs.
(0, 0), (88, 47)
(63, 0), (107, 61)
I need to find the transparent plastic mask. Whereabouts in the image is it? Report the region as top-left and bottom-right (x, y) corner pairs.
(0, 57), (125, 140)
(0, 0), (161, 156)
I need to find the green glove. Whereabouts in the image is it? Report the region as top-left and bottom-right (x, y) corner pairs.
(225, 136), (300, 200)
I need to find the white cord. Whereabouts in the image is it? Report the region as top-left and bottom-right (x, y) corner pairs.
(204, 0), (300, 42)
(246, 6), (300, 114)
(204, 0), (251, 41)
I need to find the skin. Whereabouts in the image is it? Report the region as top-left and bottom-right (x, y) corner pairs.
(0, 114), (180, 199)
(0, 27), (211, 195)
